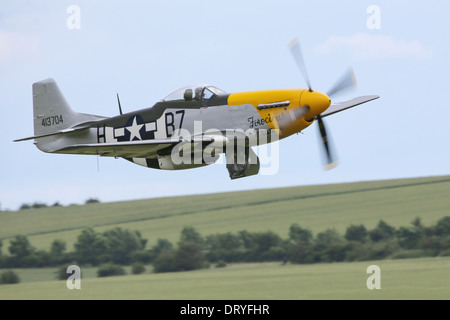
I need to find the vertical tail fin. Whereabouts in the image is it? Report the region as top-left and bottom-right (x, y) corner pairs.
(33, 78), (80, 136)
(23, 78), (105, 151)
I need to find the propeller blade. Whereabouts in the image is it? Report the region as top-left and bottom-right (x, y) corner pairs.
(288, 38), (312, 91)
(316, 115), (337, 169)
(326, 68), (357, 98)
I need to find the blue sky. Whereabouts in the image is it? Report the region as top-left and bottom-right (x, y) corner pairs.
(1, 1), (449, 210)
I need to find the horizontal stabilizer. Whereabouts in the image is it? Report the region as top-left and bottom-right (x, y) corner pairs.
(13, 126), (89, 142)
(13, 118), (108, 142)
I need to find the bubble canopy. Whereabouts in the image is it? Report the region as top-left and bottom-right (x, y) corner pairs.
(161, 84), (228, 102)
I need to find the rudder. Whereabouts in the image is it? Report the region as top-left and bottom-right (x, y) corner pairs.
(32, 78), (78, 136)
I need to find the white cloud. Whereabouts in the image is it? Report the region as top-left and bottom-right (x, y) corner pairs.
(0, 31), (40, 64)
(316, 33), (432, 61)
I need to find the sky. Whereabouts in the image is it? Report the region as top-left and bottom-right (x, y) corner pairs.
(1, 0), (449, 210)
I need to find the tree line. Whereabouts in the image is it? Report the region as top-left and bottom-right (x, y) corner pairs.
(0, 198), (100, 212)
(0, 216), (449, 278)
(17, 198), (100, 211)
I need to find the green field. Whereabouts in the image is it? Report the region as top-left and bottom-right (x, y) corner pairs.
(1, 175), (450, 299)
(1, 258), (449, 299)
(1, 175), (450, 251)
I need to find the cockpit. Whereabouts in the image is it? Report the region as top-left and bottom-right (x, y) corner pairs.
(161, 84), (228, 103)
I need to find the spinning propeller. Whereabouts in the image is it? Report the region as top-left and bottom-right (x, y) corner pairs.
(288, 37), (357, 169)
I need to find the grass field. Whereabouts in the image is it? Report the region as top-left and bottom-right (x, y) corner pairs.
(1, 175), (450, 300)
(1, 258), (449, 300)
(1, 175), (450, 252)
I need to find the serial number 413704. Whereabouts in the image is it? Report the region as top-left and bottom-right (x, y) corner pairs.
(42, 115), (64, 127)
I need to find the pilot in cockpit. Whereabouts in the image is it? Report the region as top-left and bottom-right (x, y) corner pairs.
(194, 87), (203, 101)
(183, 87), (204, 102)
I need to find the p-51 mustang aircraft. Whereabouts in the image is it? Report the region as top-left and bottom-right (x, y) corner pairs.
(15, 39), (379, 179)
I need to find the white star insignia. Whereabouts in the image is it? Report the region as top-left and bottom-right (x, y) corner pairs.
(126, 116), (144, 140)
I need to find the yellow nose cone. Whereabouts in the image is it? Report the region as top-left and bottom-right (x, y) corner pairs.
(301, 90), (331, 117)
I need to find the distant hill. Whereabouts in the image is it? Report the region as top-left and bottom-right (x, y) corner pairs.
(1, 175), (450, 250)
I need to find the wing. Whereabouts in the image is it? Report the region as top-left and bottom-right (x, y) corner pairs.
(321, 95), (379, 118)
(52, 136), (217, 158)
